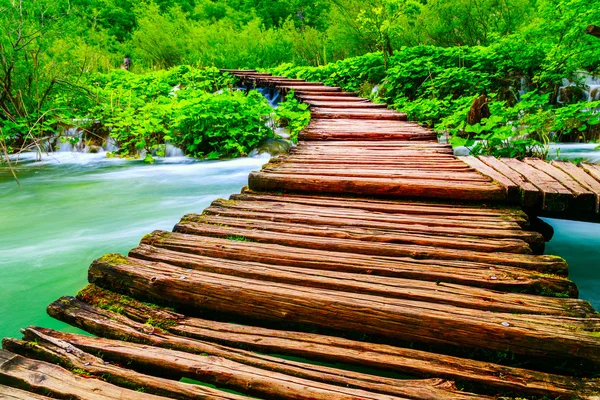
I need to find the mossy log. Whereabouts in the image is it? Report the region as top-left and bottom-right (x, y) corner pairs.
(0, 349), (167, 400)
(3, 329), (246, 400)
(72, 285), (600, 400)
(45, 301), (478, 400)
(85, 254), (600, 366)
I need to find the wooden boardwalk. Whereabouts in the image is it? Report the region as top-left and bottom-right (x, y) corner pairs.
(1, 71), (600, 399)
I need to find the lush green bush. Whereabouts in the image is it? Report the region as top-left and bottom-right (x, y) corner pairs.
(87, 66), (274, 161)
(274, 91), (311, 142)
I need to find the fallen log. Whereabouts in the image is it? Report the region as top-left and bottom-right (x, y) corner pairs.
(141, 231), (573, 295)
(86, 254), (600, 365)
(45, 302), (477, 400)
(3, 330), (246, 400)
(73, 285), (600, 400)
(0, 349), (167, 400)
(129, 243), (592, 315)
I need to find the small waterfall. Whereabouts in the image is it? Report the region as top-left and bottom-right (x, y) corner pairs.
(165, 144), (184, 157)
(256, 86), (283, 108)
(557, 73), (600, 103)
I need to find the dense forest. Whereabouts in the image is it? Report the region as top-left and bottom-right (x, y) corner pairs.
(1, 0), (599, 162)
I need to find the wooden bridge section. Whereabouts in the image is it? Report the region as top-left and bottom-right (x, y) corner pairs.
(1, 71), (600, 399)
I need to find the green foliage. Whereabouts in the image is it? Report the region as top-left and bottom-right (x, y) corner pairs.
(88, 66), (273, 161)
(274, 91), (310, 142)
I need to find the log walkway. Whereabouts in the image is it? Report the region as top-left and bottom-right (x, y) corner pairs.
(1, 71), (600, 400)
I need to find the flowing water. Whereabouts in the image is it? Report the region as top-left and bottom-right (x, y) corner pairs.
(0, 152), (269, 340)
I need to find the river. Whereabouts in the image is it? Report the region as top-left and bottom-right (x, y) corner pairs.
(0, 152), (269, 340)
(0, 149), (599, 341)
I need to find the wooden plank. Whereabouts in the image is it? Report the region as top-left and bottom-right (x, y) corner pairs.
(0, 385), (54, 399)
(141, 231), (573, 295)
(261, 167), (493, 182)
(458, 156), (518, 201)
(305, 101), (389, 108)
(232, 191), (530, 220)
(478, 156), (541, 207)
(552, 160), (600, 213)
(0, 349), (167, 400)
(524, 158), (595, 212)
(204, 205), (542, 250)
(311, 109), (408, 120)
(501, 158), (572, 212)
(581, 162), (600, 182)
(131, 244), (592, 316)
(3, 331), (246, 400)
(209, 199), (524, 229)
(249, 172), (506, 201)
(86, 255), (600, 366)
(187, 213), (533, 254)
(72, 285), (600, 400)
(296, 95), (370, 102)
(36, 315), (476, 400)
(169, 223), (564, 271)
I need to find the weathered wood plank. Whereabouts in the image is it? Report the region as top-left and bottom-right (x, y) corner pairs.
(311, 109), (408, 121)
(458, 156), (519, 201)
(141, 231), (574, 295)
(186, 213), (533, 253)
(65, 289), (600, 400)
(210, 198), (524, 228)
(45, 302), (477, 400)
(524, 158), (596, 212)
(0, 385), (54, 399)
(478, 156), (541, 207)
(131, 244), (593, 315)
(232, 191), (529, 220)
(0, 349), (167, 400)
(170, 222), (564, 271)
(3, 331), (246, 400)
(249, 172), (506, 201)
(500, 158), (572, 212)
(85, 255), (600, 366)
(551, 160), (600, 213)
(581, 162), (600, 182)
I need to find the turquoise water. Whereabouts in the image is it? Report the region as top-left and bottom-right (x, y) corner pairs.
(543, 218), (600, 311)
(0, 152), (269, 340)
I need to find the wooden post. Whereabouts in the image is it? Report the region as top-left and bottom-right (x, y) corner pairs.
(586, 25), (600, 38)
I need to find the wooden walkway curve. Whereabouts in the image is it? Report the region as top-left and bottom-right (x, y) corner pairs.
(1, 71), (600, 400)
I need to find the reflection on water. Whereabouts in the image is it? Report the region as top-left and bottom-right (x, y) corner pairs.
(543, 218), (600, 311)
(0, 152), (269, 339)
